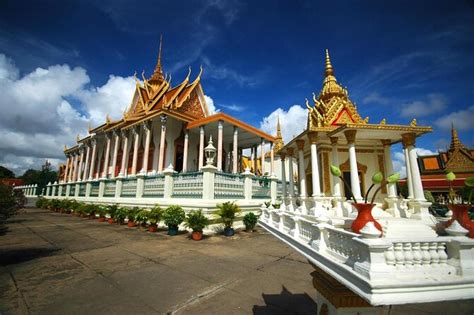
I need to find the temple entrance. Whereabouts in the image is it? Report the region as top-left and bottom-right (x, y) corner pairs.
(174, 145), (184, 172)
(342, 171), (363, 199)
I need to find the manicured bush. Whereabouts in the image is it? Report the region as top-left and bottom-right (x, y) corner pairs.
(243, 212), (258, 231)
(114, 207), (128, 224)
(106, 204), (118, 218)
(127, 207), (140, 222)
(163, 205), (185, 235)
(148, 206), (162, 227)
(184, 210), (210, 232)
(135, 209), (149, 226)
(214, 201), (241, 229)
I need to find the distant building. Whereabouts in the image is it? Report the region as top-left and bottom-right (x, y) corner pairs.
(1, 178), (24, 187)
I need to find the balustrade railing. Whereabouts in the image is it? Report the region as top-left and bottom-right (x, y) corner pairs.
(143, 174), (165, 198)
(60, 185), (66, 196)
(214, 172), (244, 199)
(252, 176), (271, 199)
(78, 183), (86, 197)
(383, 241), (448, 268)
(103, 180), (116, 197)
(172, 172), (203, 198)
(121, 177), (137, 197)
(90, 181), (99, 197)
(69, 184), (76, 196)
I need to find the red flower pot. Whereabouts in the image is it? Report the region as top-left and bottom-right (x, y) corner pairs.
(446, 205), (473, 238)
(148, 225), (157, 232)
(108, 218), (116, 224)
(192, 231), (203, 241)
(351, 203), (382, 234)
(89, 214), (96, 220)
(127, 221), (136, 227)
(98, 217), (106, 222)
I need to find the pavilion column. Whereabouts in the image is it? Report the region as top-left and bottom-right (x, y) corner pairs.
(344, 130), (362, 201)
(287, 148), (295, 197)
(131, 126), (140, 175)
(63, 155), (70, 183)
(102, 134), (111, 178)
(82, 143), (91, 181)
(382, 140), (397, 198)
(158, 115), (167, 172)
(308, 132), (322, 197)
(111, 131), (120, 178)
(270, 143), (274, 176)
(296, 139), (307, 198)
(253, 145), (258, 174)
(261, 138), (265, 175)
(78, 148), (85, 181)
(72, 152), (79, 182)
(402, 133), (425, 201)
(141, 120), (152, 174)
(280, 153), (287, 199)
(199, 126), (205, 170)
(232, 127), (238, 174)
(330, 137), (341, 197)
(88, 139), (97, 180)
(119, 130), (129, 176)
(403, 144), (414, 199)
(182, 129), (189, 173)
(217, 120), (223, 171)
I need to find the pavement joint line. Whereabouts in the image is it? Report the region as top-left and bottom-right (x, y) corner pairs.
(4, 267), (32, 314)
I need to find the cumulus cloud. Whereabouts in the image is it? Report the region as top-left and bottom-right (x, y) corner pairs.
(259, 105), (307, 143)
(362, 92), (390, 105)
(435, 105), (474, 131)
(0, 53), (135, 175)
(204, 94), (218, 114)
(400, 93), (446, 118)
(392, 147), (436, 178)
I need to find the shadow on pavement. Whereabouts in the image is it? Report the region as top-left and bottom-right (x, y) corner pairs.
(0, 247), (60, 266)
(252, 286), (318, 314)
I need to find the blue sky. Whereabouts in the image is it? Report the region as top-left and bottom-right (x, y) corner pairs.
(0, 0), (473, 174)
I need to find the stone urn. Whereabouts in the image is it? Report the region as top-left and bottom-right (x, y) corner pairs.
(445, 204), (473, 238)
(351, 203), (382, 234)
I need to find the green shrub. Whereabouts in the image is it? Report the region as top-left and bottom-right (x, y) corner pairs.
(243, 212), (258, 231)
(0, 184), (21, 223)
(163, 205), (185, 227)
(50, 199), (61, 211)
(135, 209), (149, 225)
(184, 210), (210, 232)
(214, 201), (241, 229)
(36, 197), (46, 208)
(114, 207), (128, 224)
(148, 206), (162, 226)
(96, 205), (107, 218)
(127, 207), (140, 222)
(106, 204), (118, 218)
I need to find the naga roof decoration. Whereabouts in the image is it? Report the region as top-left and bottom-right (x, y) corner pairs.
(306, 50), (366, 129)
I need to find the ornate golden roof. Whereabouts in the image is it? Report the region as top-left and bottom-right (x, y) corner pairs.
(445, 124), (474, 171)
(306, 49), (365, 129)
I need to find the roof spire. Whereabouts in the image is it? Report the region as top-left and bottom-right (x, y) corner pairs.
(151, 34), (165, 82)
(450, 123), (466, 151)
(325, 49), (334, 77)
(274, 114), (284, 152)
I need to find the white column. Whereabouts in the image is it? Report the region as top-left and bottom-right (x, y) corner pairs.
(120, 131), (129, 176)
(382, 140), (397, 198)
(199, 126), (205, 170)
(270, 143), (274, 176)
(261, 138), (265, 175)
(217, 120), (223, 171)
(232, 127), (238, 174)
(82, 144), (91, 181)
(287, 148), (295, 197)
(403, 133), (426, 201)
(404, 146), (414, 199)
(88, 139), (97, 180)
(78, 147), (85, 181)
(72, 153), (79, 182)
(296, 139), (307, 197)
(131, 127), (140, 175)
(158, 115), (167, 172)
(102, 134), (111, 178)
(308, 132), (322, 197)
(63, 156), (70, 183)
(330, 137), (341, 197)
(142, 121), (151, 174)
(344, 130), (362, 201)
(69, 154), (76, 182)
(253, 145), (258, 174)
(280, 154), (287, 198)
(111, 131), (120, 178)
(183, 129), (189, 172)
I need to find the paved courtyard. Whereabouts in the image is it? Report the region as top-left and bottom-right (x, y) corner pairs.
(1, 207), (473, 315)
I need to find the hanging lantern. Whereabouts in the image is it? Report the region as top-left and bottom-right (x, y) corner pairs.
(205, 136), (217, 166)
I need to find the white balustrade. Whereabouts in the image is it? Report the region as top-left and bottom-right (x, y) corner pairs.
(121, 178), (137, 197)
(172, 172), (203, 198)
(214, 172), (244, 199)
(103, 180), (116, 197)
(143, 175), (165, 198)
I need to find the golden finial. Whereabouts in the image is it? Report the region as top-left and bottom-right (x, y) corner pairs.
(76, 134), (80, 142)
(363, 116), (369, 123)
(305, 98), (311, 110)
(410, 118), (417, 127)
(325, 49), (334, 77)
(197, 65), (203, 79)
(141, 70), (146, 82)
(185, 66), (191, 80)
(151, 34), (164, 82)
(133, 71), (138, 82)
(106, 114), (111, 124)
(64, 145), (68, 151)
(312, 92), (318, 104)
(380, 118), (386, 125)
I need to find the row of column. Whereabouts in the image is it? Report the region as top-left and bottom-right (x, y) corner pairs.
(279, 131), (425, 203)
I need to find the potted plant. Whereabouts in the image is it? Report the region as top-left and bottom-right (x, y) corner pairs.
(147, 206), (162, 232)
(215, 201), (241, 236)
(135, 209), (149, 228)
(96, 205), (107, 222)
(106, 204), (118, 224)
(163, 205), (185, 235)
(243, 212), (258, 232)
(445, 175), (474, 237)
(184, 210), (210, 241)
(330, 165), (400, 234)
(114, 207), (128, 225)
(126, 207), (140, 227)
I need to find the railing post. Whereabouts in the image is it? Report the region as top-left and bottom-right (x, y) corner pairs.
(74, 182), (80, 198)
(85, 181), (92, 198)
(163, 165), (176, 199)
(99, 178), (106, 198)
(58, 184), (63, 197)
(34, 184), (38, 196)
(446, 237), (474, 277)
(51, 182), (57, 197)
(114, 178), (122, 198)
(270, 175), (278, 203)
(136, 173), (145, 198)
(243, 168), (253, 200)
(65, 184), (71, 197)
(201, 164), (217, 200)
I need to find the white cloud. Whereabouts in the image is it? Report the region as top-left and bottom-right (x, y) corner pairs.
(362, 92), (390, 105)
(392, 147), (436, 179)
(400, 93), (446, 118)
(220, 104), (245, 112)
(259, 105), (307, 143)
(435, 105), (474, 131)
(0, 53), (135, 175)
(204, 94), (218, 114)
